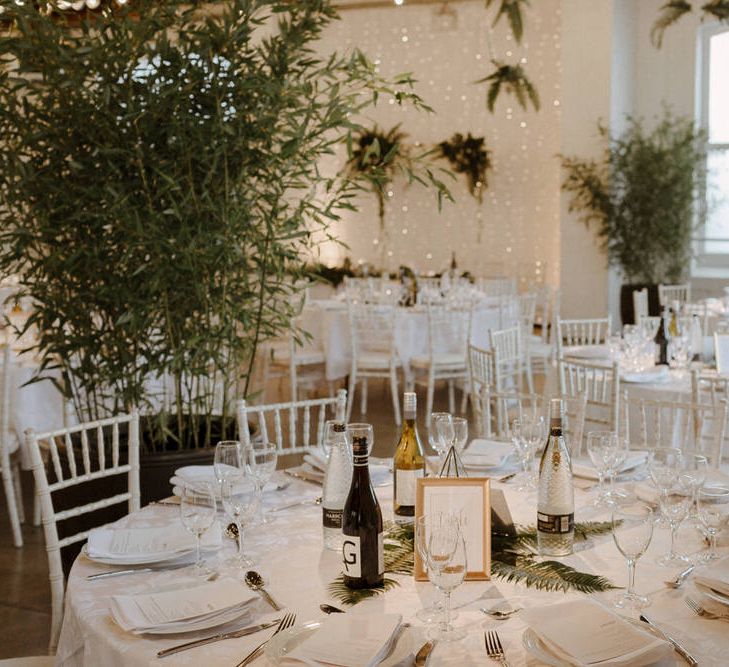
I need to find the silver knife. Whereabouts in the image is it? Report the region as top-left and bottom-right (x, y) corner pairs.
(639, 615), (699, 666)
(156, 620), (280, 658)
(86, 562), (189, 580)
(284, 469), (322, 486)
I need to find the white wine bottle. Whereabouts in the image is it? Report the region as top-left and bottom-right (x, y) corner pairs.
(393, 392), (425, 519)
(537, 398), (574, 557)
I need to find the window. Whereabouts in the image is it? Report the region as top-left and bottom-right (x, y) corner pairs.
(696, 24), (729, 264)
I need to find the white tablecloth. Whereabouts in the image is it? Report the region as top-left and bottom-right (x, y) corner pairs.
(56, 469), (729, 666)
(301, 302), (510, 381)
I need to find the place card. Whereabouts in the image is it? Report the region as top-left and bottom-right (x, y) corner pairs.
(414, 477), (491, 581)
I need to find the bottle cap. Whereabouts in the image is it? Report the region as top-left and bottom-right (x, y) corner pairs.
(351, 435), (369, 457)
(549, 398), (564, 428)
(332, 422), (345, 433)
(403, 392), (416, 414)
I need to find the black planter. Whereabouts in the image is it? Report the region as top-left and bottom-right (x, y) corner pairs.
(620, 284), (661, 326)
(139, 447), (214, 506)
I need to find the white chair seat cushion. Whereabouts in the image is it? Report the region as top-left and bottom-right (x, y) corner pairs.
(410, 353), (466, 369)
(528, 340), (553, 358)
(356, 352), (399, 369)
(270, 349), (325, 366)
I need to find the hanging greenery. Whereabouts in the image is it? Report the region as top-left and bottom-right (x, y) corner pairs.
(652, 0), (729, 47)
(478, 61), (540, 113)
(487, 0), (530, 42)
(438, 133), (492, 204)
(326, 520), (617, 607)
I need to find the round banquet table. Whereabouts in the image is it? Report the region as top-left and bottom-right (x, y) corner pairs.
(56, 468), (729, 666)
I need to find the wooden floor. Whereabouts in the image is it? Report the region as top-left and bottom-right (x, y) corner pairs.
(0, 379), (467, 658)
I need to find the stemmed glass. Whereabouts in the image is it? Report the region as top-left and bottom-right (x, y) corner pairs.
(678, 454), (708, 520)
(648, 447), (682, 528)
(612, 503), (654, 609)
(452, 417), (468, 452)
(180, 484), (217, 576)
(414, 515), (456, 624)
(250, 442), (278, 525)
(587, 431), (614, 507)
(657, 491), (691, 567)
(425, 517), (467, 641)
(214, 441), (243, 492)
(606, 435), (630, 504)
(429, 412), (452, 463)
(221, 475), (258, 568)
(511, 417), (541, 491)
(697, 486), (729, 562)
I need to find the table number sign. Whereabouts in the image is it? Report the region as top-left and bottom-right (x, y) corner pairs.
(414, 477), (491, 581)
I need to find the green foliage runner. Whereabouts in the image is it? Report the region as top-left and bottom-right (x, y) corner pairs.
(327, 520), (617, 606)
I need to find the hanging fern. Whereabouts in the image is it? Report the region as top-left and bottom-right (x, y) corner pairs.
(477, 61), (540, 113)
(652, 0), (729, 48)
(485, 0), (530, 43)
(703, 0), (729, 20)
(438, 133), (492, 203)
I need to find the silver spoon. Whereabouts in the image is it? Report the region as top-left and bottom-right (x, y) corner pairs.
(320, 603), (345, 614)
(480, 605), (521, 619)
(245, 570), (282, 610)
(415, 641), (435, 667)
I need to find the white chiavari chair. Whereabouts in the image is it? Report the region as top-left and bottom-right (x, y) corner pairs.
(621, 391), (726, 466)
(558, 358), (620, 433)
(527, 286), (557, 378)
(346, 303), (402, 424)
(476, 276), (516, 298)
(490, 325), (534, 394)
(411, 303), (472, 420)
(658, 283), (691, 308)
(1, 345), (24, 547)
(633, 288), (649, 323)
(692, 371), (729, 459)
(26, 411), (140, 652)
(237, 389), (346, 457)
(468, 344), (494, 434)
(556, 316), (612, 358)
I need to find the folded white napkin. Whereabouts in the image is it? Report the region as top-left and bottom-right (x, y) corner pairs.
(110, 577), (256, 634)
(462, 439), (513, 468)
(522, 599), (671, 666)
(572, 453), (648, 481)
(564, 345), (610, 360)
(283, 613), (403, 667)
(621, 367), (670, 384)
(303, 450), (328, 472)
(171, 465), (219, 495)
(695, 556), (729, 599)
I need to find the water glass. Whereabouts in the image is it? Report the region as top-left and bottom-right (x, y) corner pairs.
(698, 486), (729, 562)
(452, 417), (468, 452)
(414, 515), (457, 624)
(511, 418), (539, 491)
(222, 475), (258, 568)
(657, 491), (691, 567)
(214, 441), (243, 490)
(180, 484), (217, 576)
(429, 412), (452, 461)
(648, 448), (683, 499)
(586, 431), (614, 507)
(346, 423), (375, 455)
(606, 435), (631, 504)
(678, 454), (708, 519)
(612, 503), (654, 609)
(251, 441), (278, 524)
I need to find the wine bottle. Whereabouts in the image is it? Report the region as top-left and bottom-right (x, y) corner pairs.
(322, 422), (353, 551)
(690, 314), (703, 362)
(342, 429), (384, 589)
(537, 399), (574, 557)
(654, 309), (671, 366)
(668, 303), (680, 338)
(393, 392), (425, 519)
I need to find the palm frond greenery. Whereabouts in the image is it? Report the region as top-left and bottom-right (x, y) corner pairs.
(326, 520), (616, 606)
(703, 0), (729, 20)
(485, 0), (530, 43)
(477, 61), (540, 113)
(438, 133), (492, 204)
(651, 0), (729, 48)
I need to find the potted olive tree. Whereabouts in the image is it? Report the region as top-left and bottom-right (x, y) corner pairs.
(0, 0), (450, 502)
(561, 110), (706, 324)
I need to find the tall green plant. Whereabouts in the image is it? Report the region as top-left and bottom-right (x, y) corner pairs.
(0, 0), (450, 450)
(561, 110), (706, 284)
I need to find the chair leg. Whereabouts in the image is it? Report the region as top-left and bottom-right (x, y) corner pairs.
(390, 366), (401, 425)
(448, 380), (455, 414)
(426, 368), (435, 423)
(33, 490), (41, 526)
(525, 360), (535, 394)
(459, 378), (469, 415)
(2, 464), (23, 548)
(346, 370), (357, 422)
(12, 462), (25, 524)
(360, 378), (368, 416)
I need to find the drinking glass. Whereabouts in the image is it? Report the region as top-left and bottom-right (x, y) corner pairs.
(657, 491), (691, 566)
(678, 454), (708, 520)
(321, 420), (338, 459)
(222, 475), (258, 568)
(606, 435), (631, 504)
(426, 519), (467, 641)
(698, 486), (729, 562)
(612, 503), (654, 609)
(452, 417), (468, 452)
(250, 441), (278, 525)
(511, 417), (539, 491)
(648, 448), (683, 499)
(429, 412), (452, 462)
(214, 441), (243, 491)
(414, 515), (457, 624)
(180, 484), (217, 576)
(586, 431), (614, 507)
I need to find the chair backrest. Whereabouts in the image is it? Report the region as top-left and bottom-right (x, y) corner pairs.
(489, 326), (527, 393)
(426, 303), (472, 359)
(468, 344), (493, 434)
(517, 292), (538, 333)
(633, 288), (649, 322)
(476, 276), (516, 298)
(658, 283), (691, 308)
(237, 389), (346, 456)
(621, 391), (726, 466)
(557, 316), (612, 357)
(26, 411), (140, 652)
(348, 303), (397, 358)
(558, 358), (619, 432)
(534, 286), (553, 344)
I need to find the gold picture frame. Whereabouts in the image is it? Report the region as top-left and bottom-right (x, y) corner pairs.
(414, 477), (491, 581)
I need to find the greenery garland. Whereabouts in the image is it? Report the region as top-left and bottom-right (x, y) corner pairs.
(438, 133), (492, 203)
(327, 520), (617, 606)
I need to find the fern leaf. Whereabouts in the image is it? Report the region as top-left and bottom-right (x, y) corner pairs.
(491, 558), (618, 594)
(525, 78), (540, 111)
(327, 576), (400, 606)
(487, 78), (501, 112)
(651, 0), (693, 48)
(491, 0), (529, 43)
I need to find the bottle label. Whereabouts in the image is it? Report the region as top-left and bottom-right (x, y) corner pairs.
(323, 507), (343, 529)
(395, 468), (423, 506)
(537, 512), (574, 534)
(342, 535), (361, 578)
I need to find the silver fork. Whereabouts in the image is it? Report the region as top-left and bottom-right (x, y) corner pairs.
(685, 596), (720, 619)
(484, 630), (511, 666)
(235, 612), (296, 667)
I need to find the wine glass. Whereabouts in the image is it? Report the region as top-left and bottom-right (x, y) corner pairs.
(452, 417), (468, 452)
(678, 454), (708, 520)
(697, 486), (729, 562)
(425, 518), (467, 641)
(214, 441), (243, 492)
(523, 415), (545, 488)
(511, 418), (538, 491)
(587, 431), (614, 507)
(429, 412), (452, 462)
(221, 475), (258, 568)
(612, 503), (654, 609)
(180, 484), (217, 576)
(321, 420), (338, 459)
(657, 491), (691, 567)
(414, 515), (457, 624)
(250, 442), (278, 525)
(648, 447), (682, 499)
(605, 434), (631, 504)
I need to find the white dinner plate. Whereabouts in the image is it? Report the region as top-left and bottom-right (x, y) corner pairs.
(694, 580), (729, 606)
(522, 617), (665, 666)
(82, 543), (211, 567)
(264, 620), (418, 666)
